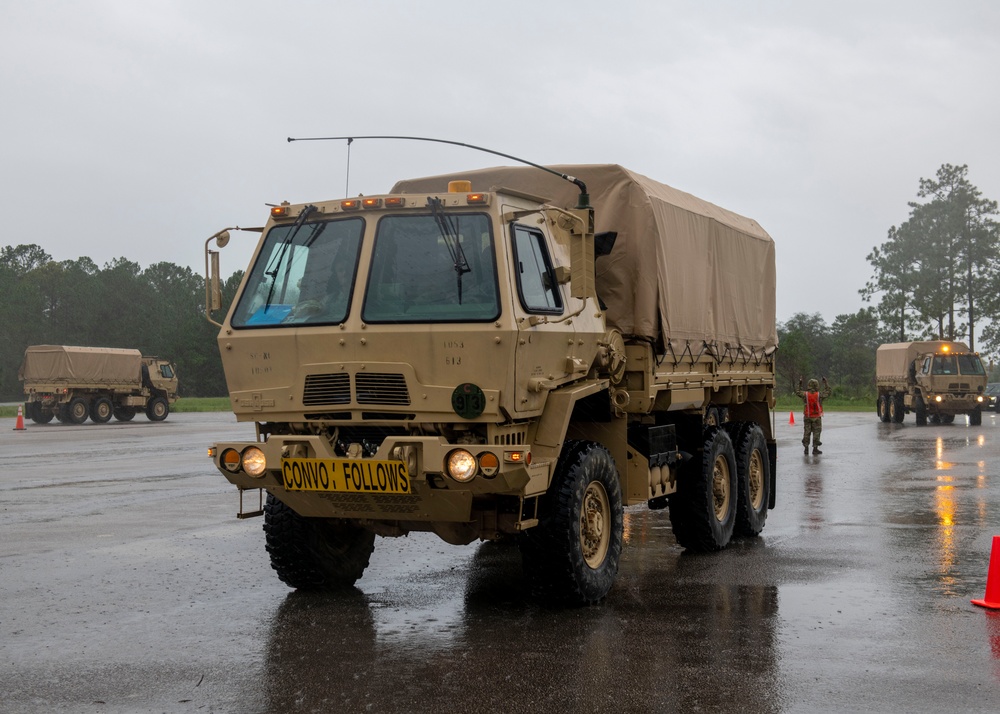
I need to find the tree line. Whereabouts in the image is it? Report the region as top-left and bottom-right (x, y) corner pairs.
(781, 163), (999, 398)
(0, 244), (241, 401)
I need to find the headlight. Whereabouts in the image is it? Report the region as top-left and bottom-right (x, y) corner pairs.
(242, 446), (267, 478)
(977, 396), (984, 403)
(446, 449), (477, 482)
(935, 395), (943, 403)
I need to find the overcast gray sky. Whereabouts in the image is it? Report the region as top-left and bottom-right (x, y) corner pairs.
(2, 1), (998, 325)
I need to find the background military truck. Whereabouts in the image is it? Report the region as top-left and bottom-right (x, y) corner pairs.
(19, 345), (178, 424)
(875, 341), (987, 425)
(204, 163), (778, 605)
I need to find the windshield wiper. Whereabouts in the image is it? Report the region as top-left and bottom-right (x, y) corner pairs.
(428, 197), (471, 303)
(263, 205), (317, 310)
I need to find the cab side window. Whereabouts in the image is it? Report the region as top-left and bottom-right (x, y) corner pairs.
(512, 225), (562, 314)
(921, 357), (931, 375)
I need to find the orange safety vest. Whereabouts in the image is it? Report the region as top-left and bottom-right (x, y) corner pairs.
(804, 391), (823, 418)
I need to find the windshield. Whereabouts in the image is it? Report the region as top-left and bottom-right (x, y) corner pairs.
(957, 354), (986, 375)
(362, 213), (499, 323)
(932, 353), (987, 376)
(231, 218), (364, 327)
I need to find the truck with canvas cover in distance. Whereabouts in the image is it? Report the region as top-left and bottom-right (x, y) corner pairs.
(203, 162), (778, 605)
(19, 345), (178, 424)
(875, 340), (987, 425)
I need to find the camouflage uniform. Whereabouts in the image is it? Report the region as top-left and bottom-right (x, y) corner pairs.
(795, 378), (832, 454)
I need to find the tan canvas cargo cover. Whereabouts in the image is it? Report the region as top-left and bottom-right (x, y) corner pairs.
(876, 341), (972, 380)
(19, 345), (142, 385)
(392, 164), (777, 354)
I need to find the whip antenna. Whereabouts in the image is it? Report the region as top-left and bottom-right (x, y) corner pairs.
(287, 134), (590, 207)
(345, 137), (353, 196)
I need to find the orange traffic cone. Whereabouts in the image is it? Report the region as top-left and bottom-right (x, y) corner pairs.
(789, 411), (795, 425)
(972, 535), (1000, 609)
(13, 404), (26, 431)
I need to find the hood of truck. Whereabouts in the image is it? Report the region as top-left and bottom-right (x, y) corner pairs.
(219, 324), (517, 422)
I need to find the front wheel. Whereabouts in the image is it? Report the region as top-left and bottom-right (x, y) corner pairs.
(519, 441), (623, 606)
(970, 409), (983, 426)
(145, 396), (169, 421)
(669, 427), (738, 551)
(263, 493), (376, 589)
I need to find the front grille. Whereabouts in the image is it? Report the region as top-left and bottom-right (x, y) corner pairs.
(356, 373), (410, 405)
(303, 373), (350, 406)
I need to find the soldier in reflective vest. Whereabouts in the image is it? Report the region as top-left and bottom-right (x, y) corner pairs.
(795, 377), (832, 455)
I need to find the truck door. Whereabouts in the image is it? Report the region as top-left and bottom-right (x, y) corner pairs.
(509, 221), (578, 413)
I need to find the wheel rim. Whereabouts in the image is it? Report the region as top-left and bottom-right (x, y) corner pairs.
(748, 449), (764, 510)
(72, 402), (86, 420)
(712, 455), (732, 521)
(580, 481), (611, 569)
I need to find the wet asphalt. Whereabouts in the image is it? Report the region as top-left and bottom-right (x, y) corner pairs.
(3, 410), (1000, 713)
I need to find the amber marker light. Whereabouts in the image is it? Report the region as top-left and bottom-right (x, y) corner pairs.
(467, 193), (487, 204)
(221, 448), (242, 473)
(341, 199), (361, 210)
(384, 197), (406, 207)
(271, 205), (290, 218)
(362, 198), (382, 209)
(478, 452), (500, 478)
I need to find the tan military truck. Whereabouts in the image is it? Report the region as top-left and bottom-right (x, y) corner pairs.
(204, 163), (778, 605)
(19, 345), (178, 424)
(875, 341), (987, 425)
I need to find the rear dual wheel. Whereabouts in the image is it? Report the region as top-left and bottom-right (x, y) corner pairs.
(90, 397), (113, 423)
(728, 423), (771, 537)
(888, 394), (905, 423)
(669, 427), (738, 551)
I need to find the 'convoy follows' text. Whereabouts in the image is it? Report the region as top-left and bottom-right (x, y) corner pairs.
(281, 458), (410, 495)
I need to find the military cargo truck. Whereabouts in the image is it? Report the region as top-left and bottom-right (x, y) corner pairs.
(204, 163), (778, 605)
(875, 341), (987, 425)
(19, 345), (178, 424)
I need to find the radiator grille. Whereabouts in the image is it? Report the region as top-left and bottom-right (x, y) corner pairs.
(355, 373), (411, 405)
(302, 373), (350, 406)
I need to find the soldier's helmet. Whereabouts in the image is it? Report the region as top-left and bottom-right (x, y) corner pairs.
(807, 379), (819, 390)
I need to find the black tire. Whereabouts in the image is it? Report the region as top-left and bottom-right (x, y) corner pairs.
(145, 396), (169, 421)
(114, 406), (137, 422)
(704, 406), (722, 428)
(877, 395), (891, 423)
(930, 414), (941, 425)
(28, 403), (54, 424)
(729, 423), (770, 537)
(55, 405), (71, 424)
(970, 409), (983, 426)
(263, 493), (376, 589)
(90, 397), (113, 423)
(518, 441), (623, 606)
(669, 427), (738, 551)
(889, 394), (905, 423)
(67, 397), (89, 424)
(916, 409), (927, 426)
